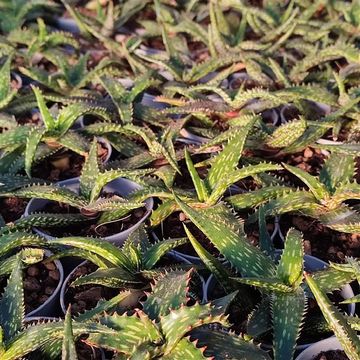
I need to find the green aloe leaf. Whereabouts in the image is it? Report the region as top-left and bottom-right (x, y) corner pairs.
(86, 311), (162, 355)
(185, 148), (209, 202)
(232, 277), (293, 292)
(271, 288), (306, 360)
(25, 127), (46, 177)
(3, 321), (115, 360)
(49, 237), (133, 271)
(206, 124), (253, 190)
(305, 273), (360, 360)
(161, 303), (229, 354)
(8, 185), (87, 208)
(319, 153), (355, 194)
(184, 225), (234, 293)
(0, 256), (24, 341)
(32, 86), (55, 130)
(143, 237), (188, 270)
(190, 328), (271, 360)
(276, 228), (304, 287)
(282, 164), (330, 202)
(174, 196), (275, 277)
(143, 270), (192, 320)
(80, 139), (100, 200)
(62, 307), (78, 360)
(163, 337), (208, 359)
(71, 267), (141, 288)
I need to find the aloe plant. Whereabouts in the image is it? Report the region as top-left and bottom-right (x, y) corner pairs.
(2, 139), (152, 230)
(305, 273), (360, 360)
(6, 18), (79, 64)
(243, 152), (360, 233)
(134, 117), (282, 226)
(0, 86), (112, 176)
(47, 225), (191, 290)
(83, 269), (271, 359)
(175, 195), (360, 359)
(0, 0), (58, 34)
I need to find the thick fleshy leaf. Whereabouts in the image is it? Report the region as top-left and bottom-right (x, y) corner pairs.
(143, 237), (188, 270)
(174, 196), (275, 277)
(184, 225), (234, 293)
(305, 273), (360, 360)
(32, 86), (55, 130)
(271, 288), (306, 360)
(79, 139), (99, 200)
(49, 237), (133, 271)
(206, 124), (253, 190)
(232, 277), (293, 292)
(0, 256), (24, 341)
(62, 307), (78, 360)
(185, 149), (209, 202)
(161, 303), (229, 354)
(25, 127), (46, 177)
(3, 322), (114, 360)
(143, 270), (192, 320)
(71, 267), (141, 288)
(190, 328), (271, 360)
(319, 153), (355, 194)
(163, 337), (208, 359)
(282, 163), (330, 201)
(276, 228), (304, 287)
(247, 297), (272, 337)
(86, 311), (162, 355)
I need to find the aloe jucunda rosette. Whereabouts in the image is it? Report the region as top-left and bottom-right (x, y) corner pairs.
(80, 269), (271, 359)
(0, 86), (114, 177)
(228, 151), (360, 233)
(122, 116), (283, 227)
(0, 139), (153, 235)
(174, 194), (360, 360)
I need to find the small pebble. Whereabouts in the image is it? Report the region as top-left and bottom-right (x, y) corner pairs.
(49, 270), (60, 281)
(179, 212), (186, 221)
(45, 286), (55, 295)
(304, 148), (313, 158)
(43, 262), (56, 271)
(27, 266), (39, 277)
(24, 278), (41, 291)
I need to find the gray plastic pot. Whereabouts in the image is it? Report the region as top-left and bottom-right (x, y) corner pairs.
(25, 250), (64, 318)
(55, 17), (80, 34)
(24, 177), (153, 246)
(295, 337), (349, 360)
(203, 254), (355, 351)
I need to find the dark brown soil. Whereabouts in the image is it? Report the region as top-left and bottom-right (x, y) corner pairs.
(31, 142), (109, 181)
(38, 198), (146, 238)
(24, 260), (60, 314)
(0, 197), (27, 222)
(314, 350), (349, 360)
(64, 262), (118, 315)
(278, 215), (360, 263)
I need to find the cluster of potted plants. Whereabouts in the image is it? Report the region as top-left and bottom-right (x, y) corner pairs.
(1, 0), (360, 359)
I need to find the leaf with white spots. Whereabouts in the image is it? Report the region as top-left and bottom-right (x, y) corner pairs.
(305, 273), (360, 360)
(143, 270), (192, 320)
(206, 123), (254, 190)
(276, 228), (304, 287)
(174, 195), (276, 277)
(0, 255), (24, 341)
(190, 328), (271, 360)
(271, 288), (306, 360)
(160, 303), (229, 354)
